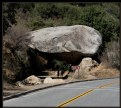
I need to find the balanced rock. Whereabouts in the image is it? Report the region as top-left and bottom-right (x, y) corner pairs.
(28, 25), (102, 54)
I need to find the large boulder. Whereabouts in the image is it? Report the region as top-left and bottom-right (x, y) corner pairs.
(72, 57), (99, 79)
(23, 75), (42, 85)
(79, 57), (99, 73)
(28, 25), (102, 54)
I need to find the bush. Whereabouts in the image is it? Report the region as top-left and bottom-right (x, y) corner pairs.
(79, 4), (119, 44)
(3, 24), (33, 82)
(26, 3), (82, 30)
(2, 3), (18, 34)
(27, 16), (45, 30)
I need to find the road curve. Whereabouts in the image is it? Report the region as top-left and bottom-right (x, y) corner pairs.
(3, 78), (119, 107)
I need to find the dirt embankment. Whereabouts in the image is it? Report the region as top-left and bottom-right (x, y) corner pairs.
(89, 64), (120, 78)
(3, 62), (120, 98)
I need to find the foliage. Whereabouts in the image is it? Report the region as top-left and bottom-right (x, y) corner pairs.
(26, 3), (82, 29)
(2, 2), (35, 34)
(78, 4), (119, 45)
(16, 3), (35, 13)
(27, 16), (45, 30)
(3, 24), (33, 82)
(2, 3), (19, 34)
(3, 3), (119, 42)
(52, 59), (70, 71)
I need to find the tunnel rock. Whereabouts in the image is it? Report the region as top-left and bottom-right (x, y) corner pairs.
(27, 25), (102, 71)
(28, 25), (102, 54)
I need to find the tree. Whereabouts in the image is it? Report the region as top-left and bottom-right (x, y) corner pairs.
(79, 4), (119, 47)
(2, 3), (18, 34)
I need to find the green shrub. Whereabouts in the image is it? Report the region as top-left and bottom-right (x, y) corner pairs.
(79, 5), (119, 44)
(3, 3), (18, 34)
(52, 59), (70, 71)
(27, 16), (45, 30)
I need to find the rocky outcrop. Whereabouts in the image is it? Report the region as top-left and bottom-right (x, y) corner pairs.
(3, 25), (102, 84)
(72, 57), (99, 79)
(27, 25), (102, 72)
(28, 25), (102, 54)
(79, 57), (99, 72)
(22, 75), (42, 85)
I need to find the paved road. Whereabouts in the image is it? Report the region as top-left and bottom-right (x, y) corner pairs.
(3, 78), (119, 107)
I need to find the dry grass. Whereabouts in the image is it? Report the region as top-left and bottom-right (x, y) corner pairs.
(90, 63), (120, 78)
(100, 40), (120, 69)
(3, 23), (32, 83)
(71, 62), (120, 80)
(5, 23), (31, 50)
(71, 69), (87, 80)
(95, 39), (120, 78)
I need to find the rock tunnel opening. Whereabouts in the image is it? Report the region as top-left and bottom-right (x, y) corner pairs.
(27, 48), (100, 76)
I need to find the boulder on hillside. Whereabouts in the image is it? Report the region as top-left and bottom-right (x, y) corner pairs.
(26, 25), (102, 72)
(28, 25), (102, 54)
(79, 57), (99, 72)
(23, 75), (42, 85)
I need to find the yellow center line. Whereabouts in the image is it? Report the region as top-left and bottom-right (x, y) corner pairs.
(98, 82), (118, 88)
(57, 81), (118, 107)
(57, 89), (93, 107)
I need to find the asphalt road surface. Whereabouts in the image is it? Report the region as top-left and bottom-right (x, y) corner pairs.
(3, 78), (119, 107)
